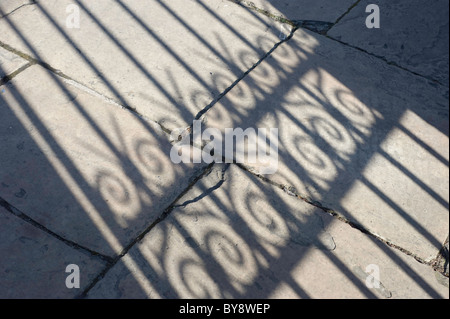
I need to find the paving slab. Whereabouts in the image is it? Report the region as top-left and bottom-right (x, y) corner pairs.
(0, 46), (28, 78)
(328, 0), (449, 85)
(0, 65), (208, 257)
(0, 206), (106, 298)
(0, 0), (285, 130)
(87, 164), (448, 299)
(197, 27), (449, 262)
(0, 0), (32, 18)
(232, 0), (356, 23)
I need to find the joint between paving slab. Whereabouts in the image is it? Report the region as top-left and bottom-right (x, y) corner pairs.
(0, 61), (34, 86)
(326, 0), (362, 34)
(0, 196), (114, 264)
(193, 25), (298, 124)
(0, 0), (37, 19)
(77, 162), (214, 298)
(235, 163), (440, 270)
(0, 39), (74, 82)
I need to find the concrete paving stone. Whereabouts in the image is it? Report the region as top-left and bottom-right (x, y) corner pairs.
(198, 27), (449, 262)
(328, 0), (449, 85)
(0, 206), (106, 298)
(87, 164), (448, 299)
(0, 65), (208, 257)
(234, 0), (356, 23)
(0, 0), (32, 17)
(0, 46), (28, 78)
(0, 0), (286, 130)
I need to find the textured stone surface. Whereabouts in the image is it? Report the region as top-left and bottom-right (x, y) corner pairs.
(200, 27), (449, 262)
(87, 165), (448, 299)
(0, 206), (106, 298)
(0, 65), (207, 257)
(0, 0), (284, 130)
(328, 0), (450, 85)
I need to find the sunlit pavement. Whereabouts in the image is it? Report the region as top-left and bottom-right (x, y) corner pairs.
(0, 0), (448, 299)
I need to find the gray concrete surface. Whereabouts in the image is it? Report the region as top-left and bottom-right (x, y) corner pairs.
(0, 0), (448, 299)
(328, 0), (449, 86)
(87, 165), (448, 299)
(0, 206), (106, 298)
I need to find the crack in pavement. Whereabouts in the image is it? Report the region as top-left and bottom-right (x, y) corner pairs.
(0, 61), (34, 86)
(327, 0), (362, 33)
(0, 39), (76, 82)
(173, 164), (229, 209)
(193, 24), (298, 122)
(0, 0), (37, 19)
(0, 196), (114, 263)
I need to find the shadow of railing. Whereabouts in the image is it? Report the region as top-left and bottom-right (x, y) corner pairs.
(0, 0), (448, 299)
